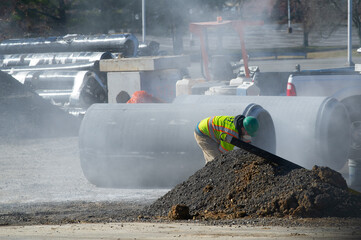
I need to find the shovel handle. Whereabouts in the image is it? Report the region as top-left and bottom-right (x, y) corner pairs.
(230, 137), (303, 170)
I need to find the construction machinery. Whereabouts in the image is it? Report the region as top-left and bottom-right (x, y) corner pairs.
(189, 19), (262, 81)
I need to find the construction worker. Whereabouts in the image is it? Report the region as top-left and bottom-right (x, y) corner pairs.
(194, 115), (259, 163)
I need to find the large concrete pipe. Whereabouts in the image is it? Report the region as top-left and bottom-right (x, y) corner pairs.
(0, 34), (138, 57)
(79, 103), (275, 188)
(174, 95), (351, 171)
(11, 70), (107, 107)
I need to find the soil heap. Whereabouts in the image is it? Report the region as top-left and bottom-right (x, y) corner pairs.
(0, 71), (81, 139)
(146, 150), (361, 220)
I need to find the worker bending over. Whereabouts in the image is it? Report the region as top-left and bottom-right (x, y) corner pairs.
(194, 115), (259, 163)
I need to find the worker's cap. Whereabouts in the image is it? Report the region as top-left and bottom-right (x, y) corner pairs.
(243, 116), (259, 137)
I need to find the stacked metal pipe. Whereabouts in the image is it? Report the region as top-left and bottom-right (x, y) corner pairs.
(0, 35), (124, 110)
(0, 52), (111, 109)
(0, 52), (114, 69)
(0, 33), (141, 110)
(0, 34), (139, 57)
(11, 70), (107, 107)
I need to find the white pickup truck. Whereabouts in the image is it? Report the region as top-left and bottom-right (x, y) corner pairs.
(286, 70), (361, 190)
(286, 71), (361, 97)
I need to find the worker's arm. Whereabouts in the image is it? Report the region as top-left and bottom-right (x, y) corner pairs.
(220, 132), (251, 145)
(219, 132), (233, 143)
(241, 134), (252, 143)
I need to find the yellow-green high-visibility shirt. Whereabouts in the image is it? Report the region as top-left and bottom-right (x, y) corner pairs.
(197, 116), (241, 153)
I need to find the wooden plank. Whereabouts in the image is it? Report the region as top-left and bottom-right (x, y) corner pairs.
(99, 55), (190, 72)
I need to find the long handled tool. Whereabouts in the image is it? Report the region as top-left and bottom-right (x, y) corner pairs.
(230, 137), (302, 170)
(230, 138), (360, 194)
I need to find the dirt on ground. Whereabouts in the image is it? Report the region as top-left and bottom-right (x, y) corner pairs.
(145, 150), (361, 220)
(0, 69), (361, 231)
(1, 200), (361, 229)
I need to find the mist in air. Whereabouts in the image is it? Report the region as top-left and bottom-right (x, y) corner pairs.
(1, 0), (360, 203)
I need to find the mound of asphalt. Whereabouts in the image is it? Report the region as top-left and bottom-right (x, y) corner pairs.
(0, 70), (81, 139)
(146, 149), (361, 219)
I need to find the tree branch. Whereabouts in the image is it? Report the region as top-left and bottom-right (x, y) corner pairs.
(26, 7), (62, 21)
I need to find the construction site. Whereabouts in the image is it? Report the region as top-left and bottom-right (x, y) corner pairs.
(1, 1), (361, 239)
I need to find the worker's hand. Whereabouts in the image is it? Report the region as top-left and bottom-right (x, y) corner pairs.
(242, 134), (251, 143)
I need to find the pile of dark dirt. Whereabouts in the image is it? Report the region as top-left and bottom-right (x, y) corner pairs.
(0, 71), (81, 139)
(145, 150), (361, 220)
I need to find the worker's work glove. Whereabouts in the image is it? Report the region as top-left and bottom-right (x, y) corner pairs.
(241, 134), (252, 143)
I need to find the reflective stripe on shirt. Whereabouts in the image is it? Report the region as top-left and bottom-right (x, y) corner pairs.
(207, 117), (218, 143)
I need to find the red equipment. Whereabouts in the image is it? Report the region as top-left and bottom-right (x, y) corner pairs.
(189, 20), (263, 80)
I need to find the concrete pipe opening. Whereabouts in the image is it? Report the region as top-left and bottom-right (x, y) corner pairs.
(315, 97), (351, 170)
(333, 89), (361, 190)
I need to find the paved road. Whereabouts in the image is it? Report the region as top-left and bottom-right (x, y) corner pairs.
(142, 23), (361, 77)
(0, 137), (168, 204)
(139, 23), (361, 54)
(1, 222), (360, 240)
(250, 57), (361, 72)
(187, 56), (361, 79)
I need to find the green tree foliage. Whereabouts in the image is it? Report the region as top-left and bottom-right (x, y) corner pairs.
(0, 1), (17, 40)
(0, 0), (352, 48)
(0, 0), (264, 39)
(13, 0), (72, 35)
(68, 0), (141, 34)
(1, 0), (143, 37)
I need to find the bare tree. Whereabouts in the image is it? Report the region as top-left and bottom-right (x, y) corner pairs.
(352, 0), (361, 45)
(288, 0), (345, 47)
(328, 0), (361, 46)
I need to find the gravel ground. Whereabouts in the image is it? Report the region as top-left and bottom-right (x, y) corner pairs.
(0, 137), (169, 226)
(0, 136), (360, 232)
